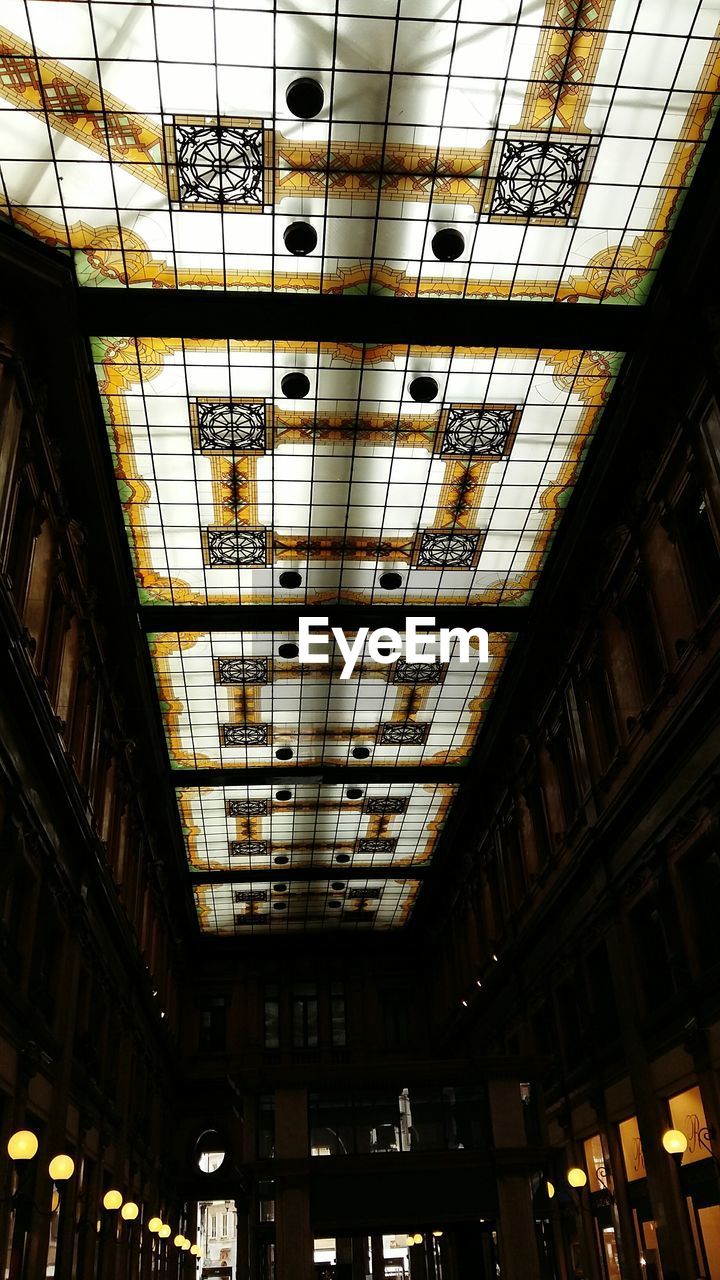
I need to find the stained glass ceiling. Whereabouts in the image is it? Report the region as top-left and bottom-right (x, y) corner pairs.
(5, 0), (712, 935)
(92, 334), (620, 932)
(96, 338), (619, 606)
(1, 0), (718, 302)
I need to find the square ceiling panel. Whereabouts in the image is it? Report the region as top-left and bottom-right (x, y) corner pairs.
(96, 337), (620, 607)
(1, 0), (718, 302)
(149, 630), (513, 770)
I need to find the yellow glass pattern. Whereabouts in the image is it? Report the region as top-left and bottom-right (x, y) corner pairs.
(1, 1), (718, 303)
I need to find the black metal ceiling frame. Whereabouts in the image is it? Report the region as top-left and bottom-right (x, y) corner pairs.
(77, 289), (641, 350)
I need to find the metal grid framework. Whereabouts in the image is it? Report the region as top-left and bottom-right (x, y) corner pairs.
(148, 630), (513, 771)
(1, 0), (719, 303)
(4, 0), (715, 934)
(97, 337), (620, 608)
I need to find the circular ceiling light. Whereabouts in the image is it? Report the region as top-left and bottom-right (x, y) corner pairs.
(431, 228), (465, 261)
(278, 642), (299, 658)
(279, 571), (302, 588)
(379, 571), (402, 590)
(286, 77), (325, 119)
(281, 372), (311, 399)
(408, 376), (438, 403)
(283, 222), (318, 255)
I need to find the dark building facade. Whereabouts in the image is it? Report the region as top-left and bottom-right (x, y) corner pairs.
(2, 6), (720, 1280)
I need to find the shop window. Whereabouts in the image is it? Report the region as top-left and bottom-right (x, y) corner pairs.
(585, 659), (618, 770)
(500, 811), (527, 908)
(548, 713), (579, 828)
(264, 984), (279, 1049)
(672, 476), (720, 618)
(667, 1086), (711, 1166)
(583, 1134), (611, 1193)
(4, 474), (36, 610)
(623, 580), (665, 706)
(525, 778), (550, 869)
(382, 990), (410, 1051)
(618, 1115), (646, 1183)
(330, 982), (346, 1048)
(292, 983), (318, 1048)
(200, 996), (227, 1051)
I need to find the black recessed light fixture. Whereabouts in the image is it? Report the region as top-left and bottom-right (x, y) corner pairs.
(274, 855), (290, 865)
(281, 372), (311, 399)
(379, 571), (402, 590)
(275, 746), (294, 761)
(272, 901), (287, 911)
(286, 77), (325, 120)
(431, 227), (465, 261)
(275, 789), (293, 801)
(351, 746), (370, 760)
(346, 787), (364, 800)
(331, 881), (346, 891)
(283, 221), (318, 255)
(335, 853), (351, 864)
(278, 642), (299, 658)
(273, 883), (288, 893)
(328, 900), (342, 909)
(279, 571), (302, 588)
(408, 376), (438, 403)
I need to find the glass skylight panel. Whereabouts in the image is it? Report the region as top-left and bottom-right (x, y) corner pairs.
(194, 877), (420, 935)
(178, 781), (457, 872)
(97, 338), (620, 607)
(1, 0), (718, 302)
(149, 631), (513, 770)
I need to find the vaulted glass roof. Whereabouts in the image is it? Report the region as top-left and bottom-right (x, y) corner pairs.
(4, 0), (714, 936)
(1, 0), (718, 302)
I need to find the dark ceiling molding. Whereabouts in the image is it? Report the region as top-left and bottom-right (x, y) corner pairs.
(75, 288), (641, 350)
(171, 764), (465, 787)
(189, 864), (428, 884)
(140, 604), (529, 633)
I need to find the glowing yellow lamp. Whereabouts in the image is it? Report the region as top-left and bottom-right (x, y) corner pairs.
(567, 1167), (587, 1189)
(7, 1131), (39, 1161)
(432, 1230), (443, 1238)
(148, 1217), (163, 1233)
(49, 1154), (75, 1182)
(174, 1235), (186, 1248)
(662, 1129), (688, 1155)
(191, 1245), (201, 1256)
(121, 1201), (139, 1221)
(103, 1190), (123, 1211)
(546, 1179), (555, 1199)
(413, 1234), (423, 1244)
(159, 1224), (171, 1239)
(181, 1239), (191, 1251)
(406, 1236), (415, 1248)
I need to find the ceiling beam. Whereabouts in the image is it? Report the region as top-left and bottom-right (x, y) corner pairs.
(189, 864), (427, 884)
(76, 289), (639, 350)
(172, 764), (465, 788)
(141, 604), (528, 633)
